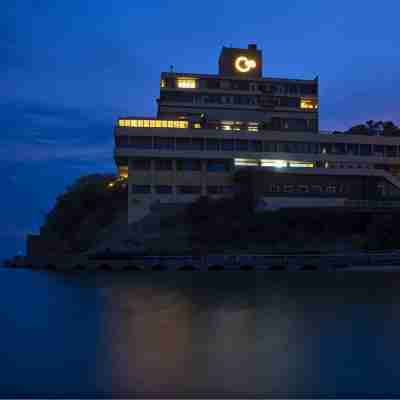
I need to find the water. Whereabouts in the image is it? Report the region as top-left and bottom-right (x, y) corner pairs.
(1, 269), (400, 398)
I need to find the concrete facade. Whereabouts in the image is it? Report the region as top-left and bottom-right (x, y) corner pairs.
(113, 44), (400, 223)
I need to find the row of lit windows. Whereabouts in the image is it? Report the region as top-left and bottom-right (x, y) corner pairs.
(131, 185), (234, 195)
(115, 136), (400, 157)
(234, 159), (314, 168)
(118, 119), (188, 129)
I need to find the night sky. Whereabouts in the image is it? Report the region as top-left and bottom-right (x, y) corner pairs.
(2, 0), (400, 260)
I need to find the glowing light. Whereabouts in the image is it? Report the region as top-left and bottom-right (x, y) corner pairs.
(301, 98), (318, 110)
(289, 161), (314, 168)
(176, 77), (197, 89)
(235, 56), (257, 73)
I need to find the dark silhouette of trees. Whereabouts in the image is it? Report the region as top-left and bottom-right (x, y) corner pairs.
(343, 120), (400, 136)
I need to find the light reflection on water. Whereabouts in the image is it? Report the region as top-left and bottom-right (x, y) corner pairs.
(0, 270), (399, 397)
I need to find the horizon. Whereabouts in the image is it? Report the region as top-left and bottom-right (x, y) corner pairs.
(2, 0), (400, 260)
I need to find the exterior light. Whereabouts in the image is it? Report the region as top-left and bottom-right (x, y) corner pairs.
(235, 56), (257, 73)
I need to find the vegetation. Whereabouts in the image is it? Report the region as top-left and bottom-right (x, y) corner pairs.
(333, 120), (400, 136)
(184, 195), (400, 252)
(40, 174), (127, 253)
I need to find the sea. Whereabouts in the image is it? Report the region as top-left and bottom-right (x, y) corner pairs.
(1, 268), (400, 398)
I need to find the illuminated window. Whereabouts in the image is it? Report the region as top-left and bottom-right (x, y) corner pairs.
(289, 161), (314, 168)
(300, 99), (318, 110)
(194, 123), (201, 129)
(234, 158), (259, 167)
(160, 79), (166, 88)
(176, 78), (197, 89)
(260, 160), (287, 168)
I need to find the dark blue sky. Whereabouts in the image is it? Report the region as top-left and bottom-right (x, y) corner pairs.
(2, 0), (400, 260)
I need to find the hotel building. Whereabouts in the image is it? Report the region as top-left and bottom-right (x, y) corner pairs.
(114, 44), (400, 223)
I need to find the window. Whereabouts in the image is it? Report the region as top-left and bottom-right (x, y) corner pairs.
(360, 144), (372, 156)
(264, 142), (277, 152)
(160, 79), (166, 88)
(131, 159), (151, 170)
(386, 145), (397, 157)
(249, 140), (262, 152)
(297, 185), (309, 193)
(130, 136), (152, 149)
(206, 79), (220, 89)
(311, 185), (323, 193)
(280, 97), (299, 108)
(236, 140), (249, 151)
(155, 185), (173, 194)
(221, 186), (234, 194)
(300, 99), (318, 110)
(301, 85), (317, 95)
(373, 145), (384, 156)
(177, 186), (201, 194)
(308, 143), (319, 154)
(333, 143), (346, 154)
(347, 143), (359, 156)
(283, 185), (295, 193)
(191, 138), (204, 151)
(131, 185), (151, 194)
(206, 186), (233, 194)
(155, 159), (173, 171)
(206, 138), (220, 151)
(176, 78), (196, 89)
(176, 138), (193, 151)
(289, 161), (314, 168)
(220, 80), (231, 90)
(207, 186), (220, 194)
(221, 139), (234, 151)
(207, 160), (230, 172)
(176, 159), (201, 171)
(326, 185), (337, 194)
(154, 137), (174, 150)
(270, 184), (281, 193)
(115, 136), (129, 147)
(234, 158), (259, 167)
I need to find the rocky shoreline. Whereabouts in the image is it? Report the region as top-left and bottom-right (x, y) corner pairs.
(4, 251), (400, 271)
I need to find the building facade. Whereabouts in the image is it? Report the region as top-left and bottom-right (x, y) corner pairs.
(114, 44), (400, 223)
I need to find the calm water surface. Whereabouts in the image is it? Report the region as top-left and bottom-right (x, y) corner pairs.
(1, 269), (400, 398)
